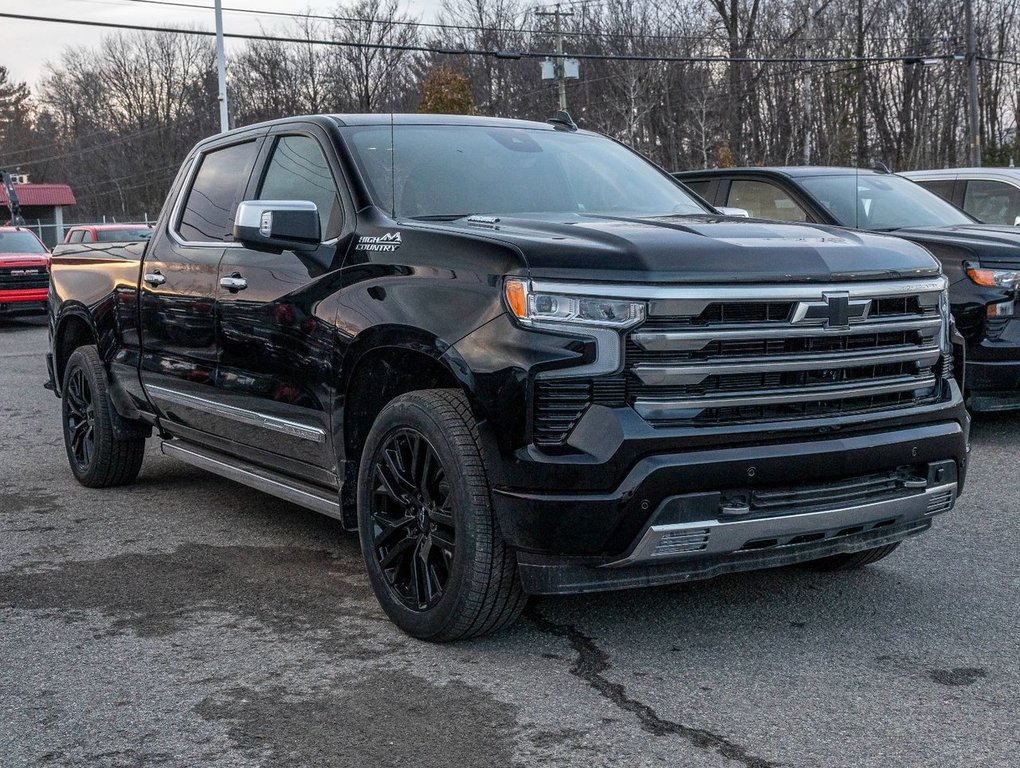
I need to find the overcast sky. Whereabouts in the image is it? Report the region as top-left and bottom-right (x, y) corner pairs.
(2, 0), (446, 89)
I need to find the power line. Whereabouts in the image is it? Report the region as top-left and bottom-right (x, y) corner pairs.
(0, 12), (963, 65)
(31, 0), (967, 46)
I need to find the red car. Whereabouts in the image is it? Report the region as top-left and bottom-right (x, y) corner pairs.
(63, 223), (154, 244)
(0, 226), (50, 317)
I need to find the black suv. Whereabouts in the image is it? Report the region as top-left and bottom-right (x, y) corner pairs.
(48, 116), (968, 639)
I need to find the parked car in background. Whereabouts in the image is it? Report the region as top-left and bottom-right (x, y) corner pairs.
(0, 226), (50, 318)
(901, 168), (1020, 227)
(61, 223), (155, 244)
(674, 167), (1020, 411)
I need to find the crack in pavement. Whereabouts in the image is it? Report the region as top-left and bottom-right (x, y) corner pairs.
(527, 607), (783, 768)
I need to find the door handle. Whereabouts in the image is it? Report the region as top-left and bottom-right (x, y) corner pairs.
(220, 274), (247, 292)
(143, 271), (166, 286)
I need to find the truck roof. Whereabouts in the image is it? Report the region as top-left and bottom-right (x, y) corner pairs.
(677, 166), (887, 178)
(201, 113), (585, 149)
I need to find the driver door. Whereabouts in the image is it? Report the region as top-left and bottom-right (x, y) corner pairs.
(213, 126), (352, 480)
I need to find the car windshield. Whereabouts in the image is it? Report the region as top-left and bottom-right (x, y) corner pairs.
(96, 228), (153, 242)
(0, 231), (47, 254)
(343, 124), (710, 220)
(798, 174), (974, 230)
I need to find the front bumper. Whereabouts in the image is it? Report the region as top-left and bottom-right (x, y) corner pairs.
(0, 288), (47, 316)
(518, 515), (938, 595)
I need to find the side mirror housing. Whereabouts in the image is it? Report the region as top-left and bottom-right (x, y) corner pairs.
(716, 206), (751, 218)
(233, 200), (320, 252)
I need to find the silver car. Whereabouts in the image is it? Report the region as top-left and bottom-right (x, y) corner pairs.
(901, 167), (1020, 226)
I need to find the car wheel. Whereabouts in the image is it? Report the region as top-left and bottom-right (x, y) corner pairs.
(357, 389), (526, 641)
(804, 542), (901, 571)
(61, 346), (145, 488)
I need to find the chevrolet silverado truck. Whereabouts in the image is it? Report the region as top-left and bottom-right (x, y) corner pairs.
(48, 115), (969, 640)
(675, 166), (1020, 411)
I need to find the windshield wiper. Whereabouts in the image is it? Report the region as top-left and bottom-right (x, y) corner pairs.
(408, 214), (473, 221)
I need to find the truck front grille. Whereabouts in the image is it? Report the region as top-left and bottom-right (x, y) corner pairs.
(532, 279), (948, 445)
(627, 280), (945, 426)
(0, 266), (49, 290)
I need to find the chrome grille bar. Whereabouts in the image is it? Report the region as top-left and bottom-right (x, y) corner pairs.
(632, 346), (940, 386)
(631, 317), (941, 353)
(633, 375), (938, 420)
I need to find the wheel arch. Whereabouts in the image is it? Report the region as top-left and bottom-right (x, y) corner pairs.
(53, 306), (98, 393)
(335, 328), (483, 527)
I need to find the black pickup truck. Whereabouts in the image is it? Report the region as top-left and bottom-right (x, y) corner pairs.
(48, 115), (968, 640)
(675, 167), (1020, 411)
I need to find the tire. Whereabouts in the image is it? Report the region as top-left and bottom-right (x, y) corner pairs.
(357, 389), (526, 641)
(804, 542), (901, 571)
(61, 345), (145, 488)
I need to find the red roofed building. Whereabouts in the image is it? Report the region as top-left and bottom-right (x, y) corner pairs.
(0, 181), (77, 248)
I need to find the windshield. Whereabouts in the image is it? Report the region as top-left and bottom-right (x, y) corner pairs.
(799, 174), (974, 230)
(0, 230), (47, 254)
(343, 124), (709, 219)
(96, 228), (153, 242)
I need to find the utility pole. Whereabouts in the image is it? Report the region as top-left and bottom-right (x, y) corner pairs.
(964, 0), (981, 166)
(803, 2), (814, 164)
(214, 0), (229, 133)
(536, 5), (573, 111)
(855, 0), (866, 166)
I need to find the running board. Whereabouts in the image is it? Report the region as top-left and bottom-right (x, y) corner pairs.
(160, 440), (342, 519)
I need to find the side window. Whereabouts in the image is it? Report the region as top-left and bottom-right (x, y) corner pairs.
(68, 230), (84, 243)
(681, 179), (712, 200)
(727, 180), (808, 222)
(916, 178), (955, 203)
(81, 230), (94, 243)
(963, 179), (1020, 226)
(258, 135), (342, 240)
(177, 141), (260, 242)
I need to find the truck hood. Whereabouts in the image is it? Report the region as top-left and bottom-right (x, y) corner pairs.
(0, 253), (50, 267)
(419, 214), (940, 283)
(892, 224), (1020, 269)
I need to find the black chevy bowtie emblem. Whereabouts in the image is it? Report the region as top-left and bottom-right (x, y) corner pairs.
(793, 293), (871, 329)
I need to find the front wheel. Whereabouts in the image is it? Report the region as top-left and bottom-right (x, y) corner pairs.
(357, 389), (526, 641)
(61, 346), (145, 488)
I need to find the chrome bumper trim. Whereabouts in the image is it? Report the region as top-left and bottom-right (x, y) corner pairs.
(604, 482), (957, 568)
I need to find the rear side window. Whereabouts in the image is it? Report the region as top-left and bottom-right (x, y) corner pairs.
(963, 179), (1020, 226)
(681, 179), (712, 200)
(96, 228), (153, 242)
(257, 135), (343, 239)
(82, 231), (94, 243)
(178, 141), (259, 242)
(916, 178), (955, 202)
(727, 179), (807, 222)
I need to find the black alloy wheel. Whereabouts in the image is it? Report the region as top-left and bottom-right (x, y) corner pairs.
(356, 389), (525, 641)
(369, 428), (456, 611)
(64, 366), (96, 471)
(60, 345), (146, 488)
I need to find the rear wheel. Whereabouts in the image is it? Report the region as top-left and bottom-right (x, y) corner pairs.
(805, 542), (901, 571)
(61, 346), (145, 488)
(357, 389), (526, 641)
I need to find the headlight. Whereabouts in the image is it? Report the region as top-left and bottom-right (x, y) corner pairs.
(966, 265), (1020, 288)
(504, 278), (645, 328)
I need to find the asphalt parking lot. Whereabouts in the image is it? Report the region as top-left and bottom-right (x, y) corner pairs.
(2, 316), (1018, 768)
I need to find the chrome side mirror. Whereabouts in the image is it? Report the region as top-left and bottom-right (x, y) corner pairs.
(233, 200), (320, 252)
(716, 206), (751, 218)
